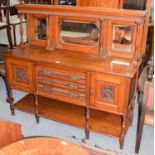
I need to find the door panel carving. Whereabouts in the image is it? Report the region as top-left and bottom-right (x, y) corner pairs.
(100, 85), (115, 102)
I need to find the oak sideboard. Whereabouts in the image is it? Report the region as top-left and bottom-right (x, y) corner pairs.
(4, 1), (151, 149)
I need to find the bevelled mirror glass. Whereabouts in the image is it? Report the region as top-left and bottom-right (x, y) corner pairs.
(112, 25), (134, 52)
(123, 0), (145, 10)
(60, 20), (99, 47)
(34, 17), (46, 40)
(59, 0), (76, 5)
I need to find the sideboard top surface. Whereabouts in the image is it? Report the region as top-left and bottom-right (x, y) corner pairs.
(4, 45), (139, 78)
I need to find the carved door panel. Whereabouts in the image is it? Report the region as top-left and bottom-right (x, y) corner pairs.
(90, 73), (125, 113)
(6, 58), (33, 93)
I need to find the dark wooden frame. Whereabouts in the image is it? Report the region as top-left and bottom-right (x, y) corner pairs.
(0, 0), (13, 48)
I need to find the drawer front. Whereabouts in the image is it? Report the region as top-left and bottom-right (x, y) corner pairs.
(36, 65), (86, 84)
(35, 64), (87, 106)
(90, 73), (128, 113)
(37, 84), (86, 106)
(37, 76), (86, 93)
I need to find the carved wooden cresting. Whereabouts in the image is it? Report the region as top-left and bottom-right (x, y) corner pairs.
(4, 0), (151, 149)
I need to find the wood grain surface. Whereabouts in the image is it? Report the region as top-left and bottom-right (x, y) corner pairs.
(0, 137), (89, 155)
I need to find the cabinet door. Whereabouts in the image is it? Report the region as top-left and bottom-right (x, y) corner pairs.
(90, 73), (127, 113)
(6, 58), (33, 93)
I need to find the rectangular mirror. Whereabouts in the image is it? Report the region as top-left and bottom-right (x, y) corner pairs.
(59, 0), (76, 5)
(34, 17), (47, 40)
(60, 20), (99, 47)
(112, 25), (134, 53)
(123, 0), (145, 10)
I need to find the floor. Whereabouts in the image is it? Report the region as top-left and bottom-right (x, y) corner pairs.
(0, 76), (154, 155)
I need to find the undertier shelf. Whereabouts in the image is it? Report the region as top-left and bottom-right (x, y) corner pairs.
(15, 94), (122, 137)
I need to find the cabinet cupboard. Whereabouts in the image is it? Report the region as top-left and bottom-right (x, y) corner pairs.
(4, 0), (150, 149)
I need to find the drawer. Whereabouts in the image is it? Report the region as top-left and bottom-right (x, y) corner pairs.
(37, 76), (86, 93)
(37, 84), (86, 106)
(36, 65), (86, 84)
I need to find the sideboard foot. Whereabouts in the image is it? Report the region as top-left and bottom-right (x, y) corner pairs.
(84, 107), (90, 139)
(34, 94), (39, 124)
(85, 129), (90, 139)
(35, 114), (40, 124)
(7, 88), (15, 116)
(119, 115), (126, 149)
(119, 137), (124, 149)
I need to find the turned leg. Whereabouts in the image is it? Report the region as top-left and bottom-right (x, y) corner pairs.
(119, 116), (127, 149)
(137, 91), (140, 104)
(34, 94), (40, 124)
(6, 26), (13, 49)
(1, 75), (14, 115)
(130, 103), (135, 126)
(6, 87), (14, 115)
(2, 75), (14, 104)
(12, 25), (17, 47)
(84, 106), (90, 139)
(135, 96), (146, 153)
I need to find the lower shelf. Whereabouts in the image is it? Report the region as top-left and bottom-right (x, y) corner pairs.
(15, 94), (122, 137)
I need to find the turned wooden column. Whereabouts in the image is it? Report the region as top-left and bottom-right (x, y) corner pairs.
(19, 13), (24, 47)
(84, 107), (90, 139)
(119, 115), (127, 149)
(84, 73), (91, 139)
(34, 93), (40, 124)
(7, 87), (15, 115)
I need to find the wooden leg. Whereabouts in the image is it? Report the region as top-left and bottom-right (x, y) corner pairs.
(130, 101), (135, 127)
(84, 107), (90, 139)
(6, 26), (13, 49)
(12, 25), (17, 47)
(1, 75), (14, 104)
(6, 86), (14, 115)
(119, 116), (126, 149)
(34, 94), (40, 124)
(137, 91), (140, 104)
(135, 101), (146, 153)
(1, 74), (14, 115)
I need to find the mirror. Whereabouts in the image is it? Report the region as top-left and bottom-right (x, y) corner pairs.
(112, 25), (134, 52)
(59, 0), (76, 5)
(123, 0), (145, 10)
(60, 20), (99, 47)
(34, 17), (46, 40)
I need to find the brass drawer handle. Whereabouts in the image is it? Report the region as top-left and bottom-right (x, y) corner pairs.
(38, 69), (53, 76)
(68, 75), (86, 81)
(69, 84), (79, 89)
(38, 86), (53, 92)
(38, 77), (52, 84)
(38, 69), (86, 82)
(38, 77), (86, 90)
(38, 85), (86, 98)
(69, 92), (80, 98)
(68, 84), (86, 90)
